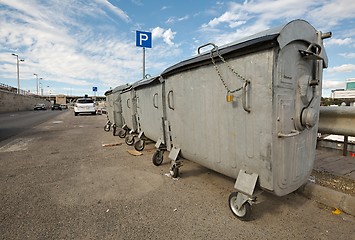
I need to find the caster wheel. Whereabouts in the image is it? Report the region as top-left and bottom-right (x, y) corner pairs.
(134, 139), (145, 151)
(228, 192), (252, 221)
(170, 164), (179, 178)
(112, 125), (117, 136)
(152, 150), (164, 166)
(125, 135), (135, 146)
(118, 129), (127, 138)
(104, 124), (110, 132)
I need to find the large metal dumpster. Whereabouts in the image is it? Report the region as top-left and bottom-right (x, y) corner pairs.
(158, 20), (331, 220)
(132, 76), (165, 151)
(120, 85), (139, 144)
(111, 84), (131, 136)
(103, 89), (114, 132)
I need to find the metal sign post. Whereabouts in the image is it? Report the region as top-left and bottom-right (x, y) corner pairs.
(93, 86), (97, 100)
(136, 31), (152, 79)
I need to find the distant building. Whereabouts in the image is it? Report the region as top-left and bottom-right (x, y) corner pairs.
(330, 78), (355, 105)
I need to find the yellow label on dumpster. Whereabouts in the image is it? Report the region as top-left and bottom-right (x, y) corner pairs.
(226, 93), (233, 102)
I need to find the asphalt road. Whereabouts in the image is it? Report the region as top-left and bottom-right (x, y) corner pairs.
(0, 110), (64, 145)
(0, 111), (354, 239)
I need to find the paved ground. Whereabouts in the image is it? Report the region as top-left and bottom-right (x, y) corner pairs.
(0, 111), (354, 239)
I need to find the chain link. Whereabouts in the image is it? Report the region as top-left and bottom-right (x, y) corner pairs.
(210, 46), (249, 93)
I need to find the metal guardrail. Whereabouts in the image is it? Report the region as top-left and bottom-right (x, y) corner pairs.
(318, 106), (355, 136)
(318, 106), (355, 156)
(0, 82), (34, 96)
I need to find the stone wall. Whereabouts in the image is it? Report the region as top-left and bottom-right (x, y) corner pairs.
(0, 90), (51, 112)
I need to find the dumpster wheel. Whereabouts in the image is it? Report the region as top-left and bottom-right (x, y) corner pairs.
(170, 164), (179, 178)
(228, 192), (252, 221)
(112, 124), (117, 136)
(104, 124), (111, 132)
(125, 135), (135, 146)
(152, 150), (164, 166)
(118, 129), (127, 138)
(134, 139), (145, 151)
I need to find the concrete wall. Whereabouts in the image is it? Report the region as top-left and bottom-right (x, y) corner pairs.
(0, 90), (51, 112)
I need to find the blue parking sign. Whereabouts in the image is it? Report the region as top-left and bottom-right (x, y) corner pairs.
(136, 31), (152, 48)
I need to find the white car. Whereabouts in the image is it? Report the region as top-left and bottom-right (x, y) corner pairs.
(74, 98), (96, 116)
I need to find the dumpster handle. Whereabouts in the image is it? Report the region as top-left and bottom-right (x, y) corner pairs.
(278, 130), (300, 138)
(168, 90), (174, 110)
(153, 93), (158, 109)
(197, 43), (217, 55)
(127, 98), (131, 109)
(242, 80), (251, 113)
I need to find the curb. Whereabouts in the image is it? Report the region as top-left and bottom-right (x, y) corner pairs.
(300, 182), (355, 217)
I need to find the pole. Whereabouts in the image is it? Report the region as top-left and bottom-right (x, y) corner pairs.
(34, 73), (39, 95)
(143, 47), (145, 79)
(16, 57), (20, 94)
(12, 54), (24, 94)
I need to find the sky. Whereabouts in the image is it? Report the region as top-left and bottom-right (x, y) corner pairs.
(0, 0), (354, 97)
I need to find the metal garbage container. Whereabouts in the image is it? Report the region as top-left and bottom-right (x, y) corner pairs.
(132, 76), (165, 151)
(103, 89), (114, 132)
(111, 84), (131, 136)
(156, 19), (331, 220)
(120, 86), (139, 145)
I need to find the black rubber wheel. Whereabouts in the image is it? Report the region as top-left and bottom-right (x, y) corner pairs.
(134, 139), (145, 151)
(170, 164), (179, 178)
(152, 150), (163, 166)
(228, 192), (252, 221)
(104, 124), (110, 132)
(112, 125), (117, 136)
(118, 129), (127, 138)
(125, 135), (135, 146)
(74, 112), (78, 116)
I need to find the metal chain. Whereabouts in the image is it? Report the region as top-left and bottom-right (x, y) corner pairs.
(210, 47), (249, 93)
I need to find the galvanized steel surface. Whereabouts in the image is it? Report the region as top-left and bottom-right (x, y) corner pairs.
(105, 19), (329, 199)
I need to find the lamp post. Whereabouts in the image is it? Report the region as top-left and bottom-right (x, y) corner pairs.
(39, 78), (43, 96)
(12, 53), (24, 94)
(33, 73), (39, 95)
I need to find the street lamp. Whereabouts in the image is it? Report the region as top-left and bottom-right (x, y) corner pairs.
(39, 78), (43, 96)
(33, 73), (39, 95)
(12, 53), (24, 94)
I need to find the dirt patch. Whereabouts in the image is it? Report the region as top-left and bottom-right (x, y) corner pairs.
(311, 170), (355, 196)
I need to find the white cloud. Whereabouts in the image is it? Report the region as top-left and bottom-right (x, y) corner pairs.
(96, 0), (131, 22)
(322, 80), (346, 89)
(166, 15), (189, 24)
(200, 0), (355, 45)
(327, 64), (355, 73)
(152, 27), (176, 46)
(326, 38), (352, 46)
(339, 52), (355, 58)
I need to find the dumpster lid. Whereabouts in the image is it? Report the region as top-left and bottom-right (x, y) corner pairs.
(104, 89), (113, 96)
(112, 83), (131, 93)
(161, 19), (328, 77)
(132, 75), (162, 90)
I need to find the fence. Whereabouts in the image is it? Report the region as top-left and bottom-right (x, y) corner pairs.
(318, 106), (355, 156)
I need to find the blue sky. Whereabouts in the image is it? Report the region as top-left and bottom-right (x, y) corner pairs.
(0, 0), (354, 97)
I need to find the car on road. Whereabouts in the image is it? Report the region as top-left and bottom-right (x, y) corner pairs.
(74, 98), (96, 116)
(60, 104), (67, 109)
(51, 104), (62, 110)
(34, 103), (46, 110)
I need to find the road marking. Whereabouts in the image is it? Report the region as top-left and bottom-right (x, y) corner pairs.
(52, 121), (63, 124)
(0, 137), (34, 152)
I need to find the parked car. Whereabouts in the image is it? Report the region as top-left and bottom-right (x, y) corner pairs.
(60, 104), (67, 109)
(51, 104), (62, 110)
(34, 103), (46, 110)
(74, 98), (96, 116)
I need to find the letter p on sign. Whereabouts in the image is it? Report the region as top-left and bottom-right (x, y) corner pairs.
(136, 31), (152, 48)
